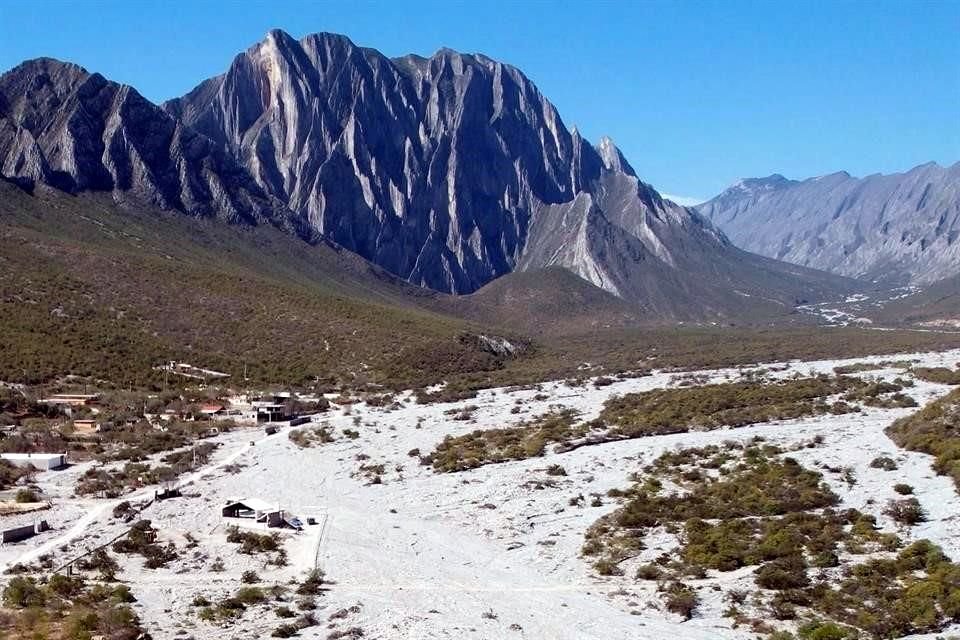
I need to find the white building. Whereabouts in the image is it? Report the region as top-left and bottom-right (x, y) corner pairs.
(0, 452), (67, 470)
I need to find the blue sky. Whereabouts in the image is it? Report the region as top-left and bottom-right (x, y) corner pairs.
(1, 0), (957, 201)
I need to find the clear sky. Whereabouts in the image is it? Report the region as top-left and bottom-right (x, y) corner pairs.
(1, 0), (957, 202)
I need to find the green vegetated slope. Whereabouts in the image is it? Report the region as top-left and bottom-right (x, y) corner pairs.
(0, 182), (494, 387)
(5, 181), (960, 390)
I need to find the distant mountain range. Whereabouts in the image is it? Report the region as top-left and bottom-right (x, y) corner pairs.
(697, 162), (960, 286)
(12, 28), (956, 326)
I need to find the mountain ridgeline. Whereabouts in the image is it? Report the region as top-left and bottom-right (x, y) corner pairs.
(1, 29), (856, 322)
(697, 162), (960, 286)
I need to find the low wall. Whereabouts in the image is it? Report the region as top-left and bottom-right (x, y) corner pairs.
(1, 520), (49, 543)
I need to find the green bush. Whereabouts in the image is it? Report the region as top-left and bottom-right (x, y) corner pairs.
(2, 576), (45, 608)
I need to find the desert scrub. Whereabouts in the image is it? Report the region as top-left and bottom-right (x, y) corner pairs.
(597, 375), (864, 438)
(1, 574), (146, 639)
(427, 409), (583, 472)
(226, 526), (281, 554)
(833, 360), (912, 375)
(886, 387), (960, 493)
(584, 445), (960, 638)
(911, 366), (960, 385)
(583, 446), (842, 575)
(884, 497), (926, 525)
(76, 462), (178, 497)
(805, 540), (960, 638)
(584, 445), (905, 596)
(289, 424), (336, 448)
(113, 519), (178, 568)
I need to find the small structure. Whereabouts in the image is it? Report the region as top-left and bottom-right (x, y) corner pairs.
(41, 394), (99, 407)
(199, 404), (225, 417)
(155, 487), (181, 501)
(71, 419), (99, 436)
(0, 452), (67, 470)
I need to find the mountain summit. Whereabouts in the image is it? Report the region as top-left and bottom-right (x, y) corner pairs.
(0, 31), (855, 321)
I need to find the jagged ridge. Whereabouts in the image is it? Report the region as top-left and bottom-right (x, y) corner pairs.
(163, 29), (854, 315)
(697, 163), (960, 285)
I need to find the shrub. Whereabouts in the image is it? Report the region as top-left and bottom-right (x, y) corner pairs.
(235, 586), (267, 605)
(636, 563), (663, 580)
(13, 488), (40, 503)
(797, 621), (856, 640)
(755, 556), (809, 590)
(893, 483), (913, 495)
(241, 570), (260, 584)
(869, 456), (898, 471)
(296, 569), (326, 595)
(272, 623), (298, 637)
(2, 576), (45, 608)
(884, 497), (926, 525)
(663, 582), (699, 620)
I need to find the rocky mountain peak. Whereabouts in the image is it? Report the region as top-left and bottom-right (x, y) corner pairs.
(0, 57), (292, 226)
(0, 33), (855, 320)
(596, 136), (636, 177)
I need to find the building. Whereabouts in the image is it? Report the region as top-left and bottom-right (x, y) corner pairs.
(0, 453), (67, 470)
(199, 404), (225, 417)
(71, 419), (99, 436)
(41, 394), (99, 407)
(252, 402), (286, 423)
(221, 498), (302, 530)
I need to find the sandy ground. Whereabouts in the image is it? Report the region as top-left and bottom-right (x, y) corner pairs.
(4, 349), (960, 639)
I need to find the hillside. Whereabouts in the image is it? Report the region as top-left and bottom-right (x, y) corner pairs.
(0, 180), (502, 387)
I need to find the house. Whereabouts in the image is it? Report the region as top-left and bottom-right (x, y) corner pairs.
(199, 404), (225, 417)
(221, 498), (302, 530)
(0, 453), (67, 470)
(222, 497), (279, 522)
(252, 402), (286, 423)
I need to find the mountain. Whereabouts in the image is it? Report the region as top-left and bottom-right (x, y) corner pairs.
(163, 29), (855, 317)
(696, 162), (960, 286)
(0, 58), (298, 230)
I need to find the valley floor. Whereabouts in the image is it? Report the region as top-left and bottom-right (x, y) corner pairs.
(4, 350), (960, 639)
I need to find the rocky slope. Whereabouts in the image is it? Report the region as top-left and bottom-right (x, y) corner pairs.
(162, 29), (853, 316)
(0, 58), (297, 228)
(696, 162), (960, 285)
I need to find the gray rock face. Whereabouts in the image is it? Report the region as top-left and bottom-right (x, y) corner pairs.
(164, 29), (851, 314)
(696, 163), (960, 285)
(0, 58), (293, 227)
